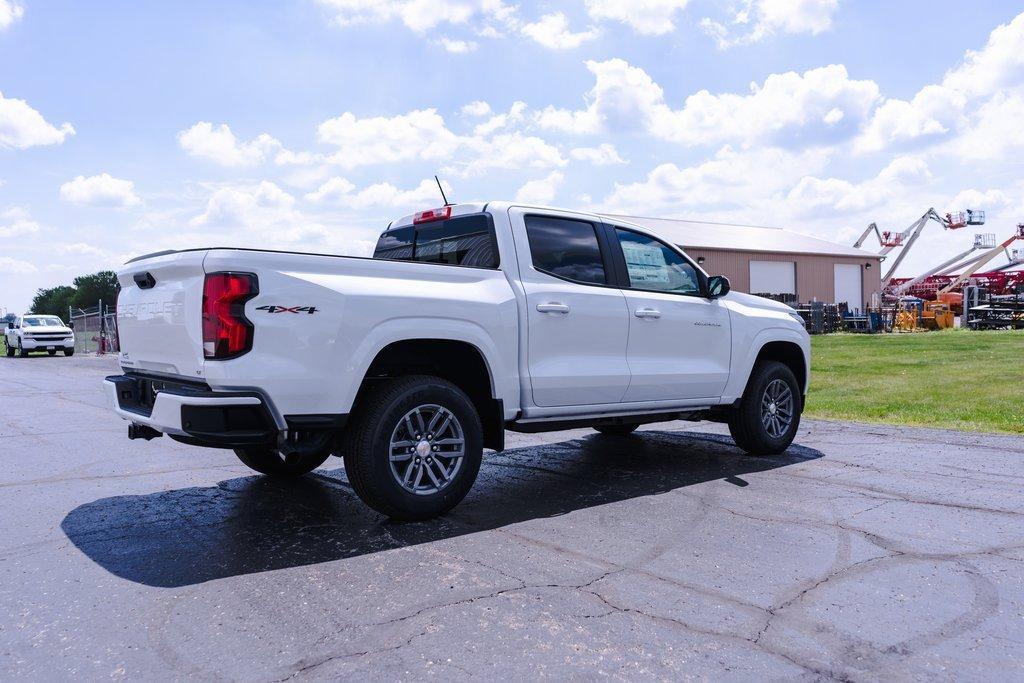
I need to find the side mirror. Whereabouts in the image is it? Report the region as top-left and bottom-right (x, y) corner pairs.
(6, 322), (12, 330)
(707, 275), (731, 298)
(68, 321), (75, 330)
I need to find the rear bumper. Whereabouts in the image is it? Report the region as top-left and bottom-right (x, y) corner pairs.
(104, 374), (283, 447)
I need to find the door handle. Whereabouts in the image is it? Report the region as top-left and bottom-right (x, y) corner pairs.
(536, 302), (570, 314)
(634, 308), (661, 319)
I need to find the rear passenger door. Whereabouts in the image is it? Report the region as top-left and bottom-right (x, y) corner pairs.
(606, 225), (732, 401)
(509, 209), (631, 407)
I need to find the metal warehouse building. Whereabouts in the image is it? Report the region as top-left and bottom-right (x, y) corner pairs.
(610, 214), (884, 309)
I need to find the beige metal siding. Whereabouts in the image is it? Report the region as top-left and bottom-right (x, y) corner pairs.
(684, 247), (883, 306)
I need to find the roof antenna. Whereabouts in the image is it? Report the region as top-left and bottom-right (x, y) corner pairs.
(435, 175), (452, 206)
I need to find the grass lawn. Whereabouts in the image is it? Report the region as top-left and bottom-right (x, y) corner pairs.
(806, 330), (1024, 434)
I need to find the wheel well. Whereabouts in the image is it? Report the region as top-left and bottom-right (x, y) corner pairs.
(355, 339), (504, 451)
(753, 341), (807, 394)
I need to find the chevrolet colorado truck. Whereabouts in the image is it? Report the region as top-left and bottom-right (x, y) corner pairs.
(5, 314), (76, 357)
(105, 202), (809, 519)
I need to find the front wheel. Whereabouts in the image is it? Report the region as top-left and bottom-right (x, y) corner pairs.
(63, 348), (75, 357)
(728, 360), (801, 455)
(342, 375), (483, 520)
(18, 343), (29, 358)
(47, 349), (57, 356)
(234, 446), (331, 477)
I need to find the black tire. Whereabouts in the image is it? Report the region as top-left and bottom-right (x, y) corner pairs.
(4, 343), (13, 357)
(47, 349), (57, 356)
(63, 348), (74, 357)
(728, 360), (802, 455)
(594, 423), (640, 436)
(234, 445), (331, 477)
(341, 375), (483, 521)
(18, 343), (29, 358)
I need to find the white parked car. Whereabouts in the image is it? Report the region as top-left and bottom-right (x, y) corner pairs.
(106, 202), (810, 519)
(5, 314), (76, 357)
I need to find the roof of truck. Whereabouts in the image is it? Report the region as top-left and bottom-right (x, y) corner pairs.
(389, 202), (879, 259)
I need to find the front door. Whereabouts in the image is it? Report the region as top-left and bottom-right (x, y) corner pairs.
(511, 209), (631, 407)
(608, 226), (732, 402)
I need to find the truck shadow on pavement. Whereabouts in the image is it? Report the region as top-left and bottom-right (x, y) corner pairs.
(62, 430), (822, 588)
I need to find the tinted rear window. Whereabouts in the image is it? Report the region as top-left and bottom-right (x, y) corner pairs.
(373, 215), (498, 268)
(524, 215), (606, 285)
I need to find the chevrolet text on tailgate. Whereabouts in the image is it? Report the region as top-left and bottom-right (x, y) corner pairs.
(106, 202), (810, 519)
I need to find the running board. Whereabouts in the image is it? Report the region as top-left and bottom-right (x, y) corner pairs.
(507, 410), (708, 434)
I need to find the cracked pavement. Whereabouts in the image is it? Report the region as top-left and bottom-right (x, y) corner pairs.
(2, 355), (1023, 680)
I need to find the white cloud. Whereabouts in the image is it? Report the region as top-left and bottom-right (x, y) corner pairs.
(948, 91), (1024, 160)
(856, 12), (1024, 153)
(447, 131), (566, 176)
(59, 173), (141, 208)
(0, 0), (23, 29)
(177, 122), (281, 167)
(437, 37), (477, 53)
(515, 171), (565, 205)
(701, 0), (839, 48)
(314, 106), (564, 176)
(472, 101), (526, 136)
(537, 59), (879, 147)
(317, 109), (460, 168)
(584, 0), (690, 36)
(787, 156), (932, 214)
(0, 207), (41, 237)
(943, 12), (1024, 98)
(522, 12), (599, 49)
(461, 101), (492, 117)
(0, 256), (36, 274)
(570, 143), (625, 165)
(0, 91), (75, 149)
(192, 181), (296, 228)
(307, 178), (448, 209)
(59, 242), (109, 257)
(600, 145), (831, 215)
(316, 0), (517, 34)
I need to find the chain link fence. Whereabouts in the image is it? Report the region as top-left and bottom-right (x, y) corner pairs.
(69, 302), (119, 354)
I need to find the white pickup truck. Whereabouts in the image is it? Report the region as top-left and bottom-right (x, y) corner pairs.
(5, 314), (76, 357)
(105, 202), (809, 519)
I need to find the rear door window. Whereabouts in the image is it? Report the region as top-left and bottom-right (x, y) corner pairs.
(524, 215), (607, 285)
(373, 214), (498, 268)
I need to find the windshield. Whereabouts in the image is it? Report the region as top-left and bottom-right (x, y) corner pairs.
(23, 316), (64, 327)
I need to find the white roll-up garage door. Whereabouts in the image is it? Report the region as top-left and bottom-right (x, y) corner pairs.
(749, 261), (796, 295)
(834, 263), (863, 310)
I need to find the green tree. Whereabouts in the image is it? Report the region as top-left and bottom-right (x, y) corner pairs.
(30, 285), (77, 318)
(70, 271), (119, 309)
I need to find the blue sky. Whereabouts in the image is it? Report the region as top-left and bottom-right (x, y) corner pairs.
(2, 0), (1024, 312)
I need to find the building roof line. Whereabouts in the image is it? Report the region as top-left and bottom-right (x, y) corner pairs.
(601, 213), (783, 231)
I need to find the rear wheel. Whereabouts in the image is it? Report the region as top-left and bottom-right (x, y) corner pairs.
(728, 361), (801, 455)
(342, 375), (482, 520)
(4, 342), (13, 357)
(594, 423), (639, 436)
(234, 445), (331, 477)
(47, 349), (57, 356)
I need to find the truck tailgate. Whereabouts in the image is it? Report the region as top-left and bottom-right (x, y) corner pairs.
(116, 250), (207, 378)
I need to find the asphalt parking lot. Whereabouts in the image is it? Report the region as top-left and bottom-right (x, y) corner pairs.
(1, 354), (1022, 681)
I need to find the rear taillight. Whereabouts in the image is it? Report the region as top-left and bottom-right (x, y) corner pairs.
(413, 206), (451, 224)
(202, 272), (257, 359)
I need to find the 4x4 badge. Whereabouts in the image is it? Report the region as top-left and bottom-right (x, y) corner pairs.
(256, 305), (318, 314)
